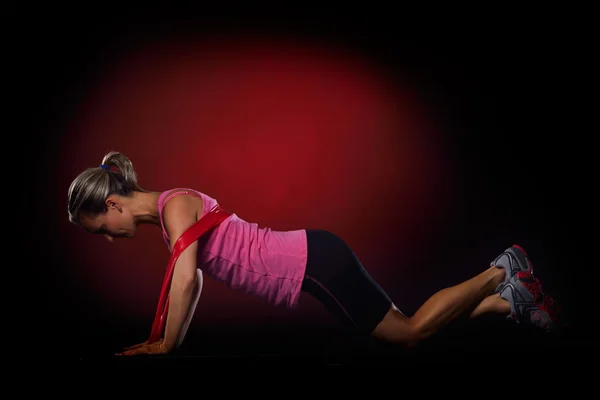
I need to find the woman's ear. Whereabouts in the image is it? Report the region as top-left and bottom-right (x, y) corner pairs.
(106, 197), (122, 212)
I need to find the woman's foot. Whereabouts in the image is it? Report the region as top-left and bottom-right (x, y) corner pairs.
(498, 270), (565, 333)
(490, 244), (532, 292)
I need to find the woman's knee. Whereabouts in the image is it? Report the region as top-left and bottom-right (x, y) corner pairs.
(371, 306), (424, 348)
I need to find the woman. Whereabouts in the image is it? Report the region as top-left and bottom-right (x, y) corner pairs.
(67, 151), (564, 356)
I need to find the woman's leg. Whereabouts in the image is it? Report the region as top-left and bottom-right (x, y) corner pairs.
(302, 231), (563, 348)
(470, 293), (510, 318)
(302, 231), (510, 338)
(373, 244), (565, 346)
(372, 266), (506, 347)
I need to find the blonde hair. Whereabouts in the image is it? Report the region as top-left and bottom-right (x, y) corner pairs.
(67, 151), (148, 224)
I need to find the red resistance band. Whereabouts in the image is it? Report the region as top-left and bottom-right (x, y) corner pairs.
(148, 204), (232, 344)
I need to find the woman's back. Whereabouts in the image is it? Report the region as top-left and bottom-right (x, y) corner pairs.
(157, 188), (308, 309)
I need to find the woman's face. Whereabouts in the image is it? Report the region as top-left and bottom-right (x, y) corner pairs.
(79, 199), (137, 242)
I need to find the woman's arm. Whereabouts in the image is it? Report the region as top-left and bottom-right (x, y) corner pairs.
(161, 195), (204, 351)
(175, 268), (203, 348)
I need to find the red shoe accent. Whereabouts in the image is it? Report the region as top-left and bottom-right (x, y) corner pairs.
(517, 272), (561, 325)
(513, 244), (528, 256)
(518, 272), (543, 300)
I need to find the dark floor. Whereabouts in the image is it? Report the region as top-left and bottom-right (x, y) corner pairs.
(70, 317), (597, 369)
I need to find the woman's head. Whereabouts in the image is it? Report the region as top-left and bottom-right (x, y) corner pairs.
(68, 151), (148, 240)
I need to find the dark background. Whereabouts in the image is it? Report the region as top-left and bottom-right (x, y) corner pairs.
(15, 6), (594, 367)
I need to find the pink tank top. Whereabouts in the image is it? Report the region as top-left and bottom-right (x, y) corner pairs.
(157, 188), (308, 309)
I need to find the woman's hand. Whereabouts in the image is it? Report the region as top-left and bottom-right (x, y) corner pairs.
(116, 339), (171, 356)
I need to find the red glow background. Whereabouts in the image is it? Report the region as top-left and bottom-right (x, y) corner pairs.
(53, 36), (454, 330)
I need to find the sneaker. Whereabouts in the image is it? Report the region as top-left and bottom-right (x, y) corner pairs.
(490, 244), (532, 292)
(498, 271), (565, 333)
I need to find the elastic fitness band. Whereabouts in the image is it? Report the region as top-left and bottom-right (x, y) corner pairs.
(148, 204), (233, 344)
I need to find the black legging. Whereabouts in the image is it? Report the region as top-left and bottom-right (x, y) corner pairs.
(301, 229), (393, 334)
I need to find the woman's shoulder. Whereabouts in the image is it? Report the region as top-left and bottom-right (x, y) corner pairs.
(160, 187), (207, 201)
(162, 188), (204, 222)
(160, 188), (206, 216)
